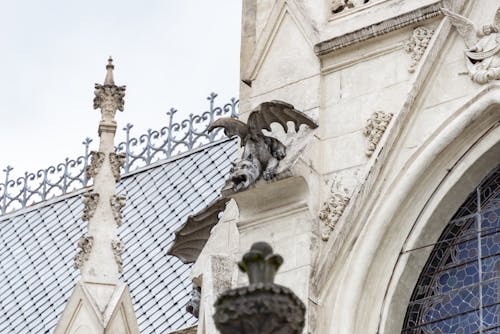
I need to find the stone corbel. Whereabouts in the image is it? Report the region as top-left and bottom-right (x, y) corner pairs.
(363, 111), (393, 157)
(110, 194), (126, 226)
(82, 191), (99, 221)
(109, 152), (126, 181)
(73, 236), (94, 269)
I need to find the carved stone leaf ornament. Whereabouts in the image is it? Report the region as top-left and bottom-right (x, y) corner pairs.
(110, 194), (126, 226)
(404, 26), (434, 73)
(363, 111), (393, 157)
(94, 57), (126, 123)
(320, 193), (350, 241)
(82, 191), (100, 221)
(73, 236), (94, 269)
(109, 152), (126, 181)
(111, 239), (125, 273)
(442, 6), (500, 84)
(86, 151), (106, 180)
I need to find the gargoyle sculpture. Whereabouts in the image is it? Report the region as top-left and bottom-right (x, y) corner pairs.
(442, 6), (500, 84)
(208, 101), (317, 192)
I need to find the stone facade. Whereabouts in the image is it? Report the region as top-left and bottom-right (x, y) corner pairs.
(191, 0), (500, 333)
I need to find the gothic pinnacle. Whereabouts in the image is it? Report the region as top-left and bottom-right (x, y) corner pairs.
(93, 57), (126, 129)
(104, 56), (115, 85)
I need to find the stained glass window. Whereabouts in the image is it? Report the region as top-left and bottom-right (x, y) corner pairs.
(402, 165), (500, 334)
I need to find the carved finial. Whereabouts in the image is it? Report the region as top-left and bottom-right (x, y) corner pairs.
(93, 57), (126, 128)
(214, 242), (305, 334)
(238, 242), (283, 284)
(104, 56), (115, 85)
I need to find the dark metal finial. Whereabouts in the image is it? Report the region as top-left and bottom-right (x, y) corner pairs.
(238, 242), (283, 284)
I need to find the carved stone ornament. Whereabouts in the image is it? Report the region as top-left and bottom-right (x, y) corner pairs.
(208, 101), (317, 193)
(442, 6), (500, 84)
(213, 242), (305, 334)
(331, 0), (370, 14)
(320, 193), (350, 241)
(109, 152), (126, 181)
(110, 194), (126, 226)
(93, 58), (126, 122)
(404, 26), (434, 73)
(363, 111), (393, 157)
(86, 151), (106, 180)
(73, 236), (94, 269)
(82, 191), (100, 221)
(111, 239), (124, 273)
(186, 284), (201, 318)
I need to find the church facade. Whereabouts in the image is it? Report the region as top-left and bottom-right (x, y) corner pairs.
(0, 0), (499, 333)
(190, 0), (500, 333)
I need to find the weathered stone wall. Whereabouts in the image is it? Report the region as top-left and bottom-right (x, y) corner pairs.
(193, 0), (500, 333)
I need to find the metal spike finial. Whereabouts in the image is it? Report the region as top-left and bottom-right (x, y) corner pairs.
(104, 56), (115, 85)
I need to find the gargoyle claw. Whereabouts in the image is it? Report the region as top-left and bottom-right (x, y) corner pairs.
(263, 169), (276, 181)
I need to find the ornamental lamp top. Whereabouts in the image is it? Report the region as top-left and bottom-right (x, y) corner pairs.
(238, 242), (284, 285)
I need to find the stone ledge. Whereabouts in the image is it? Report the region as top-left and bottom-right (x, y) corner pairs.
(315, 2), (442, 56)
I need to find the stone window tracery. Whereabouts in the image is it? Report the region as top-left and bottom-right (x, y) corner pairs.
(402, 165), (500, 334)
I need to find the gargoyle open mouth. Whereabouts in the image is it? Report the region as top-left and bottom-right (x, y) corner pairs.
(232, 174), (247, 184)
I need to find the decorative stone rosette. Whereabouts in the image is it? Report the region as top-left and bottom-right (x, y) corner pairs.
(404, 26), (434, 73)
(86, 151), (106, 180)
(111, 239), (125, 273)
(82, 191), (99, 221)
(320, 193), (350, 241)
(110, 195), (126, 226)
(363, 111), (393, 157)
(109, 152), (126, 181)
(73, 236), (94, 269)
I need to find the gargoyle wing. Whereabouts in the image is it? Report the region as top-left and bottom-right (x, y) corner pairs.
(208, 118), (249, 146)
(247, 100), (318, 135)
(442, 8), (478, 49)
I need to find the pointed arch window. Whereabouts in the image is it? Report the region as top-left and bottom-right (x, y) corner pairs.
(402, 165), (500, 334)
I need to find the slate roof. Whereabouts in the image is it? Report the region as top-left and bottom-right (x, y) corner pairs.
(0, 138), (238, 334)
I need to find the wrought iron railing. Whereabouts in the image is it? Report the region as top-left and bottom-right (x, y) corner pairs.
(0, 93), (238, 215)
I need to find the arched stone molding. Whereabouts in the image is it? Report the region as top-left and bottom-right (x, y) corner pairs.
(320, 86), (500, 334)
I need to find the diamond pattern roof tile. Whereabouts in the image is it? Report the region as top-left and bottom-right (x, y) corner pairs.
(0, 139), (238, 334)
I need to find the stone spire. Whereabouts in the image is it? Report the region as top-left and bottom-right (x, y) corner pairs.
(55, 58), (139, 334)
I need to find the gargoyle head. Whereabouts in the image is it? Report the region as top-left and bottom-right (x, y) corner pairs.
(229, 158), (261, 192)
